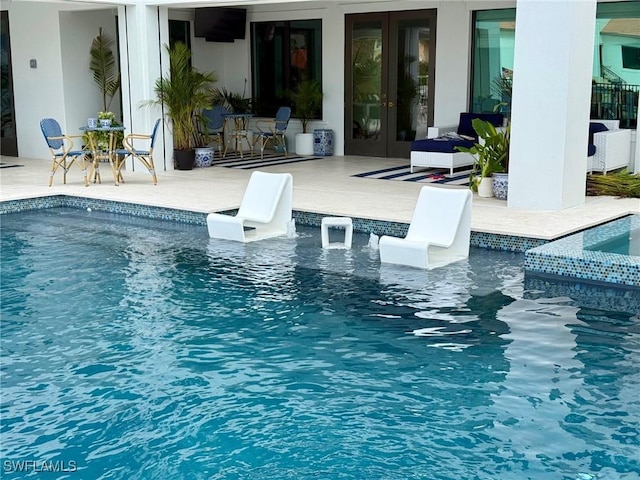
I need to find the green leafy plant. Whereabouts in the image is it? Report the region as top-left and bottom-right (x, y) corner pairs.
(149, 42), (217, 150)
(456, 118), (510, 191)
(214, 86), (252, 114)
(291, 79), (323, 133)
(90, 28), (120, 113)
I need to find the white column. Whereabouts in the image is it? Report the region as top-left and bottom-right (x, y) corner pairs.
(433, 2), (471, 127)
(508, 0), (597, 210)
(119, 4), (171, 171)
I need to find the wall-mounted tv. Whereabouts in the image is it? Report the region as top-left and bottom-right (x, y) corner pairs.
(194, 7), (247, 43)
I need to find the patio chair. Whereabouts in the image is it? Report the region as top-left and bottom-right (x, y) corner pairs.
(251, 106), (291, 159)
(379, 186), (473, 270)
(410, 112), (504, 175)
(207, 171), (293, 242)
(115, 118), (161, 185)
(200, 106), (228, 157)
(587, 119), (631, 174)
(40, 118), (89, 187)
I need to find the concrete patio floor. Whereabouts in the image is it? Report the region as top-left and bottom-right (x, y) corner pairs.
(1, 154), (638, 240)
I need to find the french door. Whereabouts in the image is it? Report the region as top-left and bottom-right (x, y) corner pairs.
(1, 11), (18, 157)
(345, 10), (436, 158)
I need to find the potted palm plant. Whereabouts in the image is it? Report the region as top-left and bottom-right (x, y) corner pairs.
(150, 42), (217, 170)
(291, 79), (323, 155)
(84, 28), (123, 152)
(456, 118), (509, 198)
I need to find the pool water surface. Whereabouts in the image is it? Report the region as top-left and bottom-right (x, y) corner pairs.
(1, 208), (638, 479)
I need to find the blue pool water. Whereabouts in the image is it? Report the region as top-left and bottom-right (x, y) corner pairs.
(1, 208), (639, 479)
(585, 228), (640, 255)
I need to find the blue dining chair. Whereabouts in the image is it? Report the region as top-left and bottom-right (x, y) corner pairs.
(40, 118), (89, 186)
(200, 106), (228, 157)
(251, 106), (291, 159)
(115, 119), (161, 185)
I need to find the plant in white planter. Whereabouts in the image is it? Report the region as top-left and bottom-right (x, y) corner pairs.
(456, 118), (509, 198)
(291, 80), (323, 155)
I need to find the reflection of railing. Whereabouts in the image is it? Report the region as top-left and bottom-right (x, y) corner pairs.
(601, 66), (625, 85)
(591, 83), (638, 129)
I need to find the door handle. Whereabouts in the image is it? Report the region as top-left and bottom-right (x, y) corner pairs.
(387, 101), (396, 108)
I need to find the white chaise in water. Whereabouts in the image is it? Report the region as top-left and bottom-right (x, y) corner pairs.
(206, 171), (293, 242)
(379, 185), (472, 270)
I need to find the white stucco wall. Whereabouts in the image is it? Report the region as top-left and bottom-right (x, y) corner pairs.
(3, 0), (519, 162)
(4, 1), (119, 160)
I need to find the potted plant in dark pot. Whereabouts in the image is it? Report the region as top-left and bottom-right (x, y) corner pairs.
(150, 42), (216, 170)
(291, 79), (323, 155)
(456, 118), (509, 198)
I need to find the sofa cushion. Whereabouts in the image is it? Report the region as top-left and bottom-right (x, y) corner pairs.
(587, 144), (596, 157)
(411, 137), (475, 154)
(457, 112), (504, 139)
(589, 122), (608, 144)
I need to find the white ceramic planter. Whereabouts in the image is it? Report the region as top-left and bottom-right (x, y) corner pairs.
(194, 147), (215, 168)
(295, 133), (314, 156)
(477, 176), (494, 198)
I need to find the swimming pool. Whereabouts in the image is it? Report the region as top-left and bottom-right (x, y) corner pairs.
(1, 208), (638, 479)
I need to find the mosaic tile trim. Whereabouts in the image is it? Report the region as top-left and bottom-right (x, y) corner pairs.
(524, 275), (640, 315)
(1, 195), (207, 225)
(0, 196), (66, 213)
(525, 215), (640, 288)
(292, 210), (542, 252)
(3, 196), (639, 288)
(1, 196), (546, 253)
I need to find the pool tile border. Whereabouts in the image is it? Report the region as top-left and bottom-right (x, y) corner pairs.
(0, 195), (540, 253)
(2, 195), (637, 289)
(525, 214), (640, 288)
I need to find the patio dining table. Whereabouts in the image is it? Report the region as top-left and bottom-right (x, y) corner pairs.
(222, 113), (254, 158)
(80, 125), (126, 186)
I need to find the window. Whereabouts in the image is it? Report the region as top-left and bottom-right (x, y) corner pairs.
(470, 9), (515, 116)
(470, 2), (639, 128)
(622, 46), (640, 70)
(169, 20), (191, 50)
(251, 20), (322, 117)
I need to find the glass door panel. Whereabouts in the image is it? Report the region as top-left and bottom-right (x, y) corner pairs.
(345, 14), (387, 157)
(345, 10), (435, 158)
(388, 12), (434, 157)
(1, 11), (18, 157)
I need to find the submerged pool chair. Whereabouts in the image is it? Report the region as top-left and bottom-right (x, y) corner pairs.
(200, 106), (228, 158)
(207, 171), (293, 242)
(379, 186), (473, 270)
(115, 118), (161, 185)
(251, 106), (291, 159)
(40, 118), (89, 187)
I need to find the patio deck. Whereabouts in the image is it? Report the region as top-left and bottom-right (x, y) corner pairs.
(1, 155), (638, 241)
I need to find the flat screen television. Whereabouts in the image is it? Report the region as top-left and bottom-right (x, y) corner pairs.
(194, 7), (246, 42)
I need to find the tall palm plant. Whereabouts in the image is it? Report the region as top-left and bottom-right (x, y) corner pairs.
(89, 28), (120, 112)
(151, 42), (217, 150)
(291, 79), (323, 134)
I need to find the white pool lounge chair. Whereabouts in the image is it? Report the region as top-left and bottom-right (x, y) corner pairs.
(379, 186), (472, 270)
(206, 171), (293, 242)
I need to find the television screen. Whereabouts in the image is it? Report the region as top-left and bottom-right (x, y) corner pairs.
(194, 8), (246, 42)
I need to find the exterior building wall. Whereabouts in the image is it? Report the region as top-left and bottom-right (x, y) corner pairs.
(4, 0), (634, 210)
